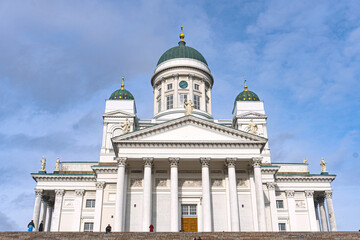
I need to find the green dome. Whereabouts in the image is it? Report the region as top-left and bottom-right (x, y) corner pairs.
(235, 90), (260, 102)
(157, 41), (208, 66)
(109, 88), (134, 100)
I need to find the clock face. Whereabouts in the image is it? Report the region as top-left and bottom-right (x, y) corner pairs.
(179, 81), (188, 89)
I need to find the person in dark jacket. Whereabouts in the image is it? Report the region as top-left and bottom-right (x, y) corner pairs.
(106, 224), (111, 233)
(38, 220), (44, 232)
(27, 220), (35, 232)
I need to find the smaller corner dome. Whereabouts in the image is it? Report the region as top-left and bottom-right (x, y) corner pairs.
(109, 77), (135, 100)
(235, 90), (260, 102)
(235, 78), (260, 102)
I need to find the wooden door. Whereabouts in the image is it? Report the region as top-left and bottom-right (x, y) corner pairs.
(181, 218), (198, 232)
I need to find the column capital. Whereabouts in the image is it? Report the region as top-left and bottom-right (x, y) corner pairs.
(325, 190), (333, 199)
(252, 157), (262, 168)
(304, 190), (314, 198)
(200, 157), (210, 167)
(285, 190), (295, 198)
(54, 189), (65, 196)
(225, 158), (237, 168)
(95, 182), (105, 190)
(75, 189), (85, 196)
(169, 157), (180, 167)
(266, 182), (276, 190)
(115, 157), (127, 167)
(143, 157), (154, 167)
(35, 189), (44, 197)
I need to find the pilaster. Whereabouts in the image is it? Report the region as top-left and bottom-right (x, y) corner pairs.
(200, 157), (212, 231)
(51, 189), (64, 232)
(266, 182), (278, 231)
(305, 190), (317, 231)
(252, 157), (266, 231)
(285, 190), (297, 231)
(93, 182), (105, 232)
(74, 189), (85, 231)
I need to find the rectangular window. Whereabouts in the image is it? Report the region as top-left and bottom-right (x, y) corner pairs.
(84, 222), (94, 232)
(86, 199), (96, 208)
(179, 94), (188, 107)
(167, 83), (173, 90)
(278, 223), (286, 231)
(158, 100), (161, 112)
(193, 95), (200, 110)
(166, 95), (173, 110)
(276, 200), (284, 209)
(181, 204), (197, 216)
(194, 84), (200, 90)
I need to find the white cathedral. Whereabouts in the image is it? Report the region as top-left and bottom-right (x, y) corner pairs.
(31, 27), (337, 233)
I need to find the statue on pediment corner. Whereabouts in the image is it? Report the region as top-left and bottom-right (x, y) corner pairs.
(303, 158), (308, 164)
(122, 118), (131, 134)
(184, 100), (194, 116)
(320, 157), (327, 173)
(40, 156), (46, 171)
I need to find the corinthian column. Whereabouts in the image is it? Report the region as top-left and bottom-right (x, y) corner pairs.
(200, 157), (212, 231)
(32, 189), (43, 231)
(318, 196), (329, 231)
(325, 191), (337, 231)
(51, 189), (64, 232)
(93, 182), (105, 232)
(169, 157), (180, 232)
(285, 190), (297, 231)
(252, 157), (266, 231)
(38, 196), (48, 231)
(74, 189), (85, 231)
(114, 157), (127, 232)
(266, 182), (278, 231)
(45, 201), (53, 232)
(305, 191), (317, 231)
(226, 158), (240, 231)
(142, 157), (153, 231)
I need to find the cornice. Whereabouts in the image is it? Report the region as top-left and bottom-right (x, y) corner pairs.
(92, 166), (118, 174)
(32, 174), (96, 182)
(275, 174), (336, 183)
(115, 141), (264, 149)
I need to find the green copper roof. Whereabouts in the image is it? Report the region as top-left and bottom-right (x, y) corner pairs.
(157, 41), (208, 66)
(109, 88), (134, 100)
(235, 90), (260, 102)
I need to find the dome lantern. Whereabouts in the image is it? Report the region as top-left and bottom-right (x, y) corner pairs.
(109, 76), (135, 100)
(235, 78), (260, 102)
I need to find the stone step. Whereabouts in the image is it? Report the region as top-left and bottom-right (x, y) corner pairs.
(1, 232), (359, 240)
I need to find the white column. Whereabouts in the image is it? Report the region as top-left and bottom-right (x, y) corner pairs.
(161, 79), (165, 111)
(93, 182), (105, 232)
(224, 171), (232, 231)
(38, 197), (48, 230)
(73, 189), (85, 231)
(114, 157), (127, 232)
(252, 157), (266, 231)
(226, 158), (240, 231)
(318, 196), (329, 231)
(285, 190), (297, 231)
(32, 189), (43, 231)
(101, 122), (107, 152)
(304, 191), (317, 231)
(266, 182), (278, 231)
(325, 191), (337, 231)
(142, 157), (154, 231)
(208, 86), (212, 114)
(249, 173), (259, 231)
(200, 157), (212, 232)
(173, 74), (179, 108)
(51, 189), (64, 232)
(189, 74), (194, 102)
(44, 202), (53, 232)
(169, 157), (180, 232)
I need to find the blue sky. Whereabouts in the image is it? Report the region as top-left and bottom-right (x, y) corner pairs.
(0, 0), (359, 231)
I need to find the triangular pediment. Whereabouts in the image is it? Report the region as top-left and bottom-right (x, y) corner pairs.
(103, 110), (135, 118)
(112, 115), (267, 143)
(236, 112), (268, 119)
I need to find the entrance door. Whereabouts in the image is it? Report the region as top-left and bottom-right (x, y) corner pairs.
(181, 204), (198, 232)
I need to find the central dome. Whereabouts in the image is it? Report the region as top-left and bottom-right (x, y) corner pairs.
(157, 41), (208, 66)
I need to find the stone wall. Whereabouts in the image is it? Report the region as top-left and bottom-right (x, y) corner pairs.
(1, 232), (359, 240)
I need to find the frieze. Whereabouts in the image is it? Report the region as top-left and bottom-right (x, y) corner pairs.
(63, 199), (74, 208)
(295, 200), (306, 208)
(130, 178), (143, 187)
(179, 179), (202, 187)
(156, 178), (168, 187)
(237, 178), (248, 187)
(211, 179), (223, 187)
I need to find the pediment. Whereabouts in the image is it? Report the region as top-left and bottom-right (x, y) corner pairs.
(236, 112), (268, 119)
(103, 110), (135, 118)
(112, 115), (267, 143)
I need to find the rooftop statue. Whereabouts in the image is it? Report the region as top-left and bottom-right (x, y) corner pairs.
(320, 157), (327, 173)
(303, 158), (308, 164)
(184, 100), (194, 116)
(122, 118), (131, 134)
(40, 156), (46, 171)
(55, 157), (60, 172)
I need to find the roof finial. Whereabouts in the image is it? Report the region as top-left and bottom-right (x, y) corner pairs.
(179, 25), (185, 41)
(121, 76), (125, 90)
(244, 77), (248, 91)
